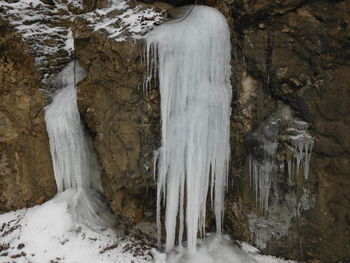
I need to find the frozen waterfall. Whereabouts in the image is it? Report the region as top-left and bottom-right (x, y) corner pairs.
(45, 62), (113, 228)
(45, 62), (100, 192)
(145, 6), (232, 253)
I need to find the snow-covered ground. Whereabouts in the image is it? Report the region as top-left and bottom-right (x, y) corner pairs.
(0, 192), (294, 263)
(0, 192), (152, 263)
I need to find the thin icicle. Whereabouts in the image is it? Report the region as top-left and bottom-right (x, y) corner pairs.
(247, 138), (278, 213)
(247, 109), (280, 213)
(145, 6), (232, 253)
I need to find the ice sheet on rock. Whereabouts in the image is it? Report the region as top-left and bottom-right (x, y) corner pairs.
(145, 6), (232, 253)
(247, 110), (280, 213)
(247, 105), (314, 212)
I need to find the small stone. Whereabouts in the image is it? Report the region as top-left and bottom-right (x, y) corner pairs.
(17, 243), (25, 249)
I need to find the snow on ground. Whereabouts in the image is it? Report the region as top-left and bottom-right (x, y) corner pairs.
(152, 235), (295, 263)
(0, 192), (294, 263)
(0, 191), (152, 263)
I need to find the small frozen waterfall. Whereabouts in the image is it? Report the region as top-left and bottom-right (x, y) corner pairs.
(247, 105), (314, 213)
(45, 62), (112, 228)
(145, 6), (232, 253)
(45, 62), (100, 192)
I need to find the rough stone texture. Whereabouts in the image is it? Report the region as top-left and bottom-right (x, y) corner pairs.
(0, 0), (347, 261)
(0, 20), (56, 212)
(1, 0), (74, 80)
(211, 0), (350, 262)
(73, 15), (162, 231)
(74, 0), (350, 261)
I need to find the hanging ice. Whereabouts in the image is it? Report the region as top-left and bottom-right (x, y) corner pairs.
(246, 104), (293, 212)
(287, 121), (314, 181)
(248, 141), (278, 213)
(145, 6), (232, 253)
(247, 120), (279, 213)
(247, 105), (314, 213)
(45, 62), (113, 228)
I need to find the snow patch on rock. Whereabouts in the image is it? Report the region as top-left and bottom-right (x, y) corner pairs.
(81, 0), (165, 42)
(1, 0), (74, 78)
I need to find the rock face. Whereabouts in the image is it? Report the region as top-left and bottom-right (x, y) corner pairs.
(0, 20), (56, 211)
(74, 0), (350, 261)
(0, 0), (92, 212)
(72, 2), (167, 232)
(0, 0), (349, 261)
(212, 0), (350, 261)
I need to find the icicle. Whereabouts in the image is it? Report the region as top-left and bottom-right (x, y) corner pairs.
(288, 130), (314, 181)
(145, 6), (232, 253)
(288, 159), (292, 182)
(248, 139), (277, 213)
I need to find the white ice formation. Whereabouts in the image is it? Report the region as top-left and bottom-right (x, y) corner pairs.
(248, 141), (278, 213)
(45, 62), (112, 228)
(248, 105), (314, 213)
(287, 121), (314, 181)
(248, 114), (279, 213)
(145, 6), (232, 253)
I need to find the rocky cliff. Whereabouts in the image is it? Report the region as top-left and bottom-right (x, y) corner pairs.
(0, 0), (349, 262)
(214, 1), (350, 261)
(0, 19), (56, 211)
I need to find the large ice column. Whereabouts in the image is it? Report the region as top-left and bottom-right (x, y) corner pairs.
(145, 6), (232, 253)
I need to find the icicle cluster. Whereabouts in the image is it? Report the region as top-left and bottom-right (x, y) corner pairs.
(287, 121), (314, 181)
(249, 140), (278, 212)
(145, 6), (232, 253)
(247, 107), (283, 213)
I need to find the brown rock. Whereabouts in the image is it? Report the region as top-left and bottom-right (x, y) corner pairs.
(0, 21), (55, 212)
